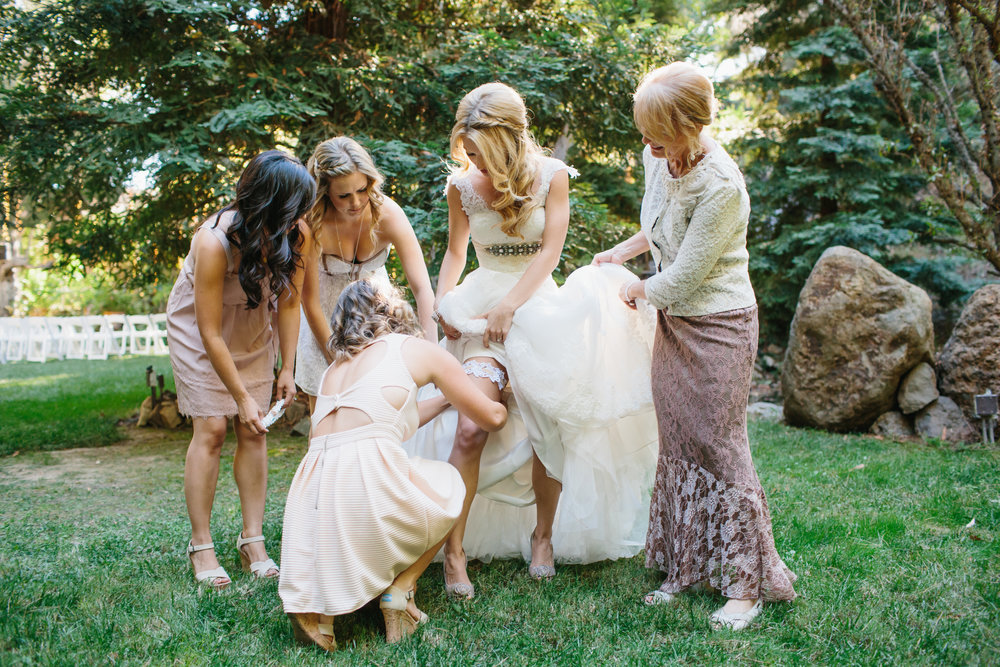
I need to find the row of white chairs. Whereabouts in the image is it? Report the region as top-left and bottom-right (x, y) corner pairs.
(0, 314), (169, 363)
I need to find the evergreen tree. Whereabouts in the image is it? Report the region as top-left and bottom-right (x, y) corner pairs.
(716, 0), (978, 343)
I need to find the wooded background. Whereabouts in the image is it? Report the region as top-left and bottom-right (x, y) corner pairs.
(1, 0), (997, 345)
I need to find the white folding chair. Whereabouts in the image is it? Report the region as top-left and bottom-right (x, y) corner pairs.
(126, 314), (155, 355)
(82, 315), (114, 360)
(0, 319), (11, 363)
(25, 316), (58, 362)
(45, 317), (70, 359)
(103, 314), (130, 356)
(3, 317), (27, 362)
(62, 317), (89, 359)
(149, 313), (169, 355)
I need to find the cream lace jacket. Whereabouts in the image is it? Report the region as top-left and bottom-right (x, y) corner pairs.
(639, 144), (756, 316)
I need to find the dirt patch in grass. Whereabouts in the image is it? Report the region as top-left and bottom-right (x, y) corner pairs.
(0, 426), (190, 486)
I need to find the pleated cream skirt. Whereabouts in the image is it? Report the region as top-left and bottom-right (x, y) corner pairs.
(279, 423), (465, 615)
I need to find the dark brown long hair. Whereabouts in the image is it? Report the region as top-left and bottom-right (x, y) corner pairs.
(217, 150), (316, 309)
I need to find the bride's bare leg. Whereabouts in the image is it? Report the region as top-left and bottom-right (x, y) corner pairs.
(530, 452), (561, 577)
(444, 363), (503, 596)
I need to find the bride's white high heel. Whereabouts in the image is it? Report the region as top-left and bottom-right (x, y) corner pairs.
(528, 530), (556, 580)
(443, 552), (475, 600)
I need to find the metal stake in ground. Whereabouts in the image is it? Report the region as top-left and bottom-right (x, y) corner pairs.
(974, 390), (998, 445)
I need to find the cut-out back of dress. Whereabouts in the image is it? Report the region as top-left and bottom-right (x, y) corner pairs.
(311, 334), (418, 442)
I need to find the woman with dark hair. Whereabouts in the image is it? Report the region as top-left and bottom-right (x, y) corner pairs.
(167, 150), (316, 590)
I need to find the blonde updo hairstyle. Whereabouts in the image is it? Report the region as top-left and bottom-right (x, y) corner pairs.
(633, 62), (718, 164)
(307, 136), (386, 244)
(327, 280), (421, 363)
(449, 82), (546, 238)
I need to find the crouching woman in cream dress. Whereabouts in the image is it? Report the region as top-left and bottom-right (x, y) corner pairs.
(278, 281), (507, 650)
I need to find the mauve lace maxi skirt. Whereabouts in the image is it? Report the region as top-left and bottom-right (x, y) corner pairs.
(645, 305), (797, 601)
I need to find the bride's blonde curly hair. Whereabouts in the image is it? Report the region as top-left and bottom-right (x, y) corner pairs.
(449, 82), (546, 238)
(327, 280), (421, 363)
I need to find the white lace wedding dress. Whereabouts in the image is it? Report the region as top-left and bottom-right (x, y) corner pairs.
(402, 156), (659, 564)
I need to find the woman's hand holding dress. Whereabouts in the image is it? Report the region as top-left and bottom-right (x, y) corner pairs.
(592, 248), (625, 266)
(479, 302), (514, 347)
(437, 314), (462, 341)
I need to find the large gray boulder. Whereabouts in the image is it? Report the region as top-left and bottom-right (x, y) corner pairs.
(782, 246), (934, 431)
(914, 396), (976, 443)
(897, 362), (939, 414)
(747, 401), (784, 422)
(937, 284), (1000, 420)
(869, 410), (916, 441)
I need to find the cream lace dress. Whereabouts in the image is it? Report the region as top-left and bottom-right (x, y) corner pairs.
(294, 248), (392, 395)
(402, 156), (660, 564)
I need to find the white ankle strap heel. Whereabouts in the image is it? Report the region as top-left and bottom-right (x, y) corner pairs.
(187, 540), (231, 590)
(236, 533), (279, 579)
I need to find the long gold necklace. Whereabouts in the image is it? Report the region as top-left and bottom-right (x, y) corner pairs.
(328, 203), (367, 281)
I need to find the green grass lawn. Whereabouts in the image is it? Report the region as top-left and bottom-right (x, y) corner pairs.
(0, 355), (176, 456)
(0, 358), (998, 665)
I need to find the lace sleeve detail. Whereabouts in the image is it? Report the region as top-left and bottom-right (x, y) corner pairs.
(447, 173), (489, 217)
(538, 157), (579, 199)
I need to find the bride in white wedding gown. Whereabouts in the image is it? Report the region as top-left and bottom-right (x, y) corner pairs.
(402, 83), (659, 598)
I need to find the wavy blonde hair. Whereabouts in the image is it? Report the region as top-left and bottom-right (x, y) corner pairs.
(327, 280), (421, 363)
(633, 62), (718, 164)
(449, 82), (545, 238)
(307, 136), (386, 245)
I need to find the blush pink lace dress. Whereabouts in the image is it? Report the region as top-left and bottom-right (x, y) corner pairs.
(166, 214), (276, 418)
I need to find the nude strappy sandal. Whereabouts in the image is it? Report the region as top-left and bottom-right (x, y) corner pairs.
(187, 541), (231, 590)
(236, 533), (279, 579)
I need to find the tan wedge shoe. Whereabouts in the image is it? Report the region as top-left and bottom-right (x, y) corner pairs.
(288, 612), (336, 652)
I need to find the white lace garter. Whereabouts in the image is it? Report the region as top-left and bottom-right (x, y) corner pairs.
(462, 359), (507, 392)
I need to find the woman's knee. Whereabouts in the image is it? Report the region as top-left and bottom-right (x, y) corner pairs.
(453, 417), (488, 455)
(193, 418), (229, 450)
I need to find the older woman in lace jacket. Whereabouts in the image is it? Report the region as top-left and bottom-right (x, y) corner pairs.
(593, 62), (796, 631)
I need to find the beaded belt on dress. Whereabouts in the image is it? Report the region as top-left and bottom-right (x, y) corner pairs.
(483, 242), (541, 256)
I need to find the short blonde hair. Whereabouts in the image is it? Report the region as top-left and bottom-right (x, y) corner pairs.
(449, 82), (546, 238)
(633, 63), (717, 161)
(327, 280), (420, 363)
(307, 136), (386, 243)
